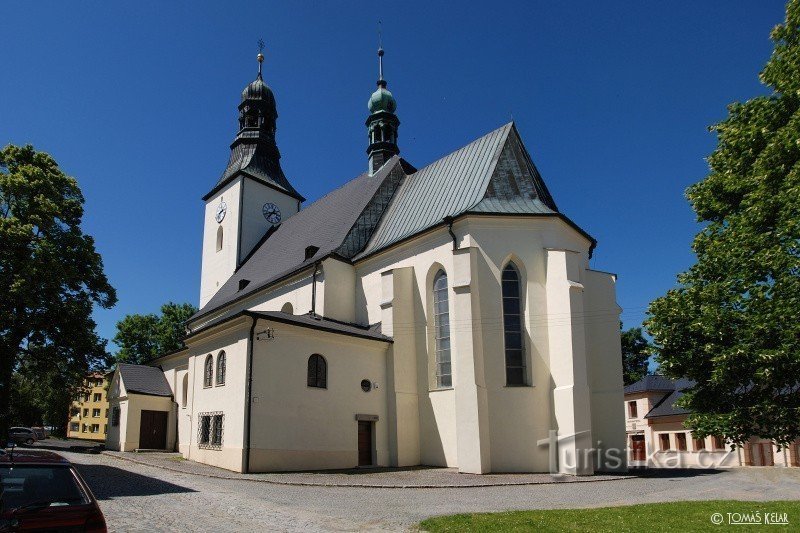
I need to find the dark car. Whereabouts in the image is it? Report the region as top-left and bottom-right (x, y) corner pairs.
(6, 430), (35, 448)
(28, 429), (46, 442)
(0, 449), (106, 532)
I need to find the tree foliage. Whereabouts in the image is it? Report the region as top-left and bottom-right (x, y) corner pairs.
(113, 302), (196, 365)
(646, 1), (800, 446)
(0, 145), (116, 439)
(621, 325), (651, 385)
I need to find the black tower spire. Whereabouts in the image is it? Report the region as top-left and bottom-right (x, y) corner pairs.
(205, 43), (304, 202)
(366, 44), (400, 174)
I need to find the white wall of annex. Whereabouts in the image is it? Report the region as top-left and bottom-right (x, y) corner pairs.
(185, 323), (250, 472)
(248, 320), (390, 472)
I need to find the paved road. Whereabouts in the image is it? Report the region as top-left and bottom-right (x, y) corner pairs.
(64, 451), (800, 532)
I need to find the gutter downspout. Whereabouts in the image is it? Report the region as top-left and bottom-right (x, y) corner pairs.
(243, 315), (258, 474)
(444, 216), (458, 251)
(310, 261), (321, 317)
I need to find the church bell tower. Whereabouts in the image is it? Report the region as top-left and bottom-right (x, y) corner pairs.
(366, 47), (400, 174)
(199, 45), (304, 308)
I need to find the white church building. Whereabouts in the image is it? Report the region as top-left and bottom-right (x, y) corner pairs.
(106, 48), (626, 475)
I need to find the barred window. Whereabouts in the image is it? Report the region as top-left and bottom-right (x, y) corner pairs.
(307, 354), (327, 388)
(502, 263), (525, 385)
(204, 354), (213, 387)
(433, 270), (451, 388)
(198, 412), (223, 449)
(212, 414), (224, 446)
(199, 415), (211, 444)
(216, 351), (226, 386)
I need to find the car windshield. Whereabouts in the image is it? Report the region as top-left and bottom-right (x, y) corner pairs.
(0, 465), (89, 512)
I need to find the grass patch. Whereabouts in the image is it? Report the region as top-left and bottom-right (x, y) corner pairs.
(419, 501), (798, 532)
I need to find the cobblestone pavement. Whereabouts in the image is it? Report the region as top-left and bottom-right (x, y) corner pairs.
(65, 451), (800, 532)
(101, 451), (631, 487)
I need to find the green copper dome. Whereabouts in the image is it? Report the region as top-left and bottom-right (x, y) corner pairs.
(368, 85), (396, 114)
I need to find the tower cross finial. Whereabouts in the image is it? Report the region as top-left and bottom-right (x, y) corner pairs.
(257, 38), (265, 77)
(377, 21), (385, 84)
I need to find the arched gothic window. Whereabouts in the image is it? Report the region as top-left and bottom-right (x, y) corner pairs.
(216, 226), (223, 252)
(502, 263), (525, 385)
(433, 270), (452, 388)
(204, 355), (213, 388)
(307, 354), (327, 388)
(216, 351), (226, 385)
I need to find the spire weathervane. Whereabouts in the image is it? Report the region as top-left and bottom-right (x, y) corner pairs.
(377, 22), (385, 86)
(257, 38), (265, 77)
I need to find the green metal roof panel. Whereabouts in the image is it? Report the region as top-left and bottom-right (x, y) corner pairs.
(356, 123), (512, 258)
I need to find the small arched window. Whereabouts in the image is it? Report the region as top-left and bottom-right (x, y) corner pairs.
(433, 270), (452, 388)
(502, 263), (525, 385)
(216, 226), (223, 252)
(281, 302), (293, 315)
(181, 374), (188, 407)
(216, 351), (226, 385)
(204, 354), (213, 388)
(307, 354), (327, 388)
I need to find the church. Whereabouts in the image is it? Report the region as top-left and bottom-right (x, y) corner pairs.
(105, 47), (626, 475)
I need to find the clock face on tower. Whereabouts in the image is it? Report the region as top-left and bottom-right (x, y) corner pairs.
(262, 202), (281, 224)
(215, 200), (227, 223)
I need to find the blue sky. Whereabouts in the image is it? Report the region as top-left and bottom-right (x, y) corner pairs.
(1, 1), (785, 351)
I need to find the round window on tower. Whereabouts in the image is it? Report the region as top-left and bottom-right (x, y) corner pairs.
(360, 379), (372, 393)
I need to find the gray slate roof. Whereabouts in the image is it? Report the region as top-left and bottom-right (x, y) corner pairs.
(192, 122), (582, 323)
(118, 363), (173, 397)
(205, 138), (305, 202)
(194, 160), (405, 321)
(624, 374), (678, 394)
(625, 375), (695, 419)
(645, 378), (695, 419)
(253, 311), (391, 342)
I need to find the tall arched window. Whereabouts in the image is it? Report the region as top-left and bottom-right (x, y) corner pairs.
(181, 374), (188, 407)
(307, 354), (327, 388)
(216, 351), (226, 385)
(216, 226), (223, 252)
(502, 263), (525, 385)
(204, 355), (213, 388)
(433, 270), (452, 388)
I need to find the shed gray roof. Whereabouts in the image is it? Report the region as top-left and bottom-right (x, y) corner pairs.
(253, 311), (391, 342)
(624, 374), (678, 394)
(192, 122), (584, 323)
(634, 377), (695, 419)
(187, 310), (391, 343)
(118, 363), (173, 397)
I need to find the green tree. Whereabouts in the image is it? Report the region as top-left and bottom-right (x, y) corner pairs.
(113, 302), (196, 365)
(646, 1), (800, 447)
(0, 145), (116, 441)
(621, 325), (651, 385)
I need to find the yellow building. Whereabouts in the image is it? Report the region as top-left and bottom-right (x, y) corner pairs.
(67, 371), (111, 441)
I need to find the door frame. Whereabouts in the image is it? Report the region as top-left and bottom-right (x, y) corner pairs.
(357, 420), (374, 467)
(139, 410), (168, 450)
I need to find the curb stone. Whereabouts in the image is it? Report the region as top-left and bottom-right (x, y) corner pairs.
(100, 451), (635, 489)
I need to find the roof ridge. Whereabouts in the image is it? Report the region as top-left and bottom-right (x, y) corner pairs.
(410, 122), (513, 176)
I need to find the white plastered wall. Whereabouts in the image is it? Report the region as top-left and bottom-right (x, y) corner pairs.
(247, 319), (390, 472)
(238, 178), (300, 264)
(183, 318), (251, 472)
(584, 269), (626, 472)
(200, 179), (242, 308)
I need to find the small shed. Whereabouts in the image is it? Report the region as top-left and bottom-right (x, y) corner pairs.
(105, 363), (176, 451)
